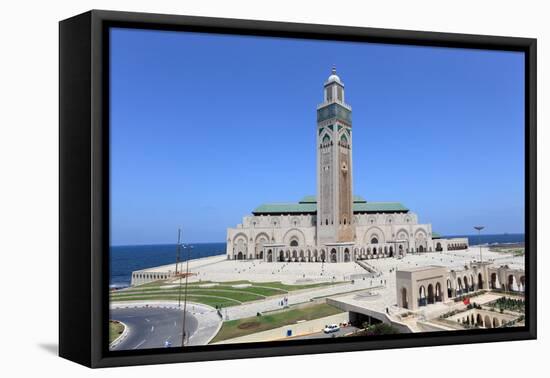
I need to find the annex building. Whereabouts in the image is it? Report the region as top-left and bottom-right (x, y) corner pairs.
(226, 68), (468, 263)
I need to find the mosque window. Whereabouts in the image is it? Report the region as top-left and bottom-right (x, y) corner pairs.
(337, 86), (343, 101)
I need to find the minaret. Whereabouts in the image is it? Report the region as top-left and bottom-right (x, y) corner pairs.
(316, 67), (354, 245)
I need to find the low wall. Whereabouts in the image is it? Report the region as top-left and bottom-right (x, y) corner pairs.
(214, 312), (350, 344)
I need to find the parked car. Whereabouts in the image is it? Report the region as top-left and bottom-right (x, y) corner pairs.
(323, 324), (340, 333)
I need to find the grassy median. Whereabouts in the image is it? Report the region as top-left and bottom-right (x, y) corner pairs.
(210, 303), (343, 343)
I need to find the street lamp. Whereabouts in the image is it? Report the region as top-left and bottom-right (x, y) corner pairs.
(180, 243), (193, 347)
(474, 226), (485, 264)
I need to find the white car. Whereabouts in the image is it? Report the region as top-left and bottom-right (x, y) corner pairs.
(323, 324), (340, 334)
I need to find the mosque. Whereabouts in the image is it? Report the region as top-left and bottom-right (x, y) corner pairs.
(226, 68), (468, 263)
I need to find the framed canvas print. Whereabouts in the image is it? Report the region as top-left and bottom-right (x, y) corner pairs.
(59, 10), (536, 368)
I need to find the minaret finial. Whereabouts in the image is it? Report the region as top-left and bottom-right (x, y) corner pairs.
(332, 65), (336, 74)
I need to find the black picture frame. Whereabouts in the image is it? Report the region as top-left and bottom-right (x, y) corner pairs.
(59, 9), (537, 368)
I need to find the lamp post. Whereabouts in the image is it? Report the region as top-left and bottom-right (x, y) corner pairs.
(180, 243), (193, 347)
(474, 226), (485, 264)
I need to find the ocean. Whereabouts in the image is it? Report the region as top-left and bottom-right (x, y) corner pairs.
(110, 242), (226, 288)
(109, 233), (524, 288)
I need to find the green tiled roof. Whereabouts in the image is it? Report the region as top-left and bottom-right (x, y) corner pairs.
(432, 232), (442, 239)
(253, 203), (317, 214)
(253, 196), (408, 215)
(353, 202), (408, 213)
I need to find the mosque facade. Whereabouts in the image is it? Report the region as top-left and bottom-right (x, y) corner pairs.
(226, 68), (468, 263)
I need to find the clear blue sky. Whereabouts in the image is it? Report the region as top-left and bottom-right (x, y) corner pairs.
(110, 28), (525, 245)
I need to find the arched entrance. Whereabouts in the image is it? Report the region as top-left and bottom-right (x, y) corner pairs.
(463, 276), (469, 292)
(389, 246), (394, 257)
(237, 252), (244, 260)
(447, 279), (453, 298)
(490, 273), (498, 289)
(427, 284), (435, 304)
(478, 273), (483, 290)
(476, 314), (483, 326)
(330, 249), (337, 263)
(278, 250), (284, 262)
(267, 250), (273, 262)
(344, 248), (350, 262)
(508, 275), (516, 291)
(484, 315), (492, 328)
(435, 282), (442, 302)
(418, 285), (427, 307)
(259, 251), (264, 260)
(418, 245), (424, 253)
(457, 277), (463, 295)
(436, 242), (442, 251)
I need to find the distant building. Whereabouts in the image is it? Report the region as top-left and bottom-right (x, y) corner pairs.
(226, 68), (468, 262)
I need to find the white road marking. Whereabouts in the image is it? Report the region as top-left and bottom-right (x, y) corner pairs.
(151, 325), (154, 332)
(145, 318), (150, 322)
(133, 340), (146, 349)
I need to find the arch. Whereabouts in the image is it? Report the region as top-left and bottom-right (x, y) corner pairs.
(427, 284), (435, 304)
(463, 276), (469, 292)
(254, 232), (270, 258)
(233, 233), (248, 260)
(398, 244), (404, 255)
(278, 250), (284, 262)
(371, 237), (379, 244)
(478, 273), (483, 290)
(457, 277), (463, 295)
(476, 313), (483, 326)
(508, 274), (516, 291)
(436, 242), (443, 252)
(292, 250), (298, 261)
(493, 317), (500, 328)
(418, 245), (424, 253)
(418, 285), (427, 307)
(447, 279), (453, 298)
(267, 250), (273, 262)
(330, 248), (337, 263)
(484, 315), (492, 328)
(520, 276), (526, 291)
(320, 249), (326, 262)
(401, 287), (408, 309)
(395, 228), (409, 241)
(299, 250), (305, 262)
(282, 228), (306, 246)
(490, 272), (498, 289)
(344, 248), (350, 262)
(259, 251), (264, 259)
(290, 240), (299, 247)
(389, 246), (394, 257)
(340, 133), (348, 144)
(363, 226), (386, 245)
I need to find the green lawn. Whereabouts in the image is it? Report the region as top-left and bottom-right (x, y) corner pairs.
(110, 280), (344, 308)
(109, 321), (125, 344)
(210, 303), (343, 343)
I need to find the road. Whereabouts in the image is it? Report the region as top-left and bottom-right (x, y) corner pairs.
(291, 326), (359, 340)
(110, 307), (198, 350)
